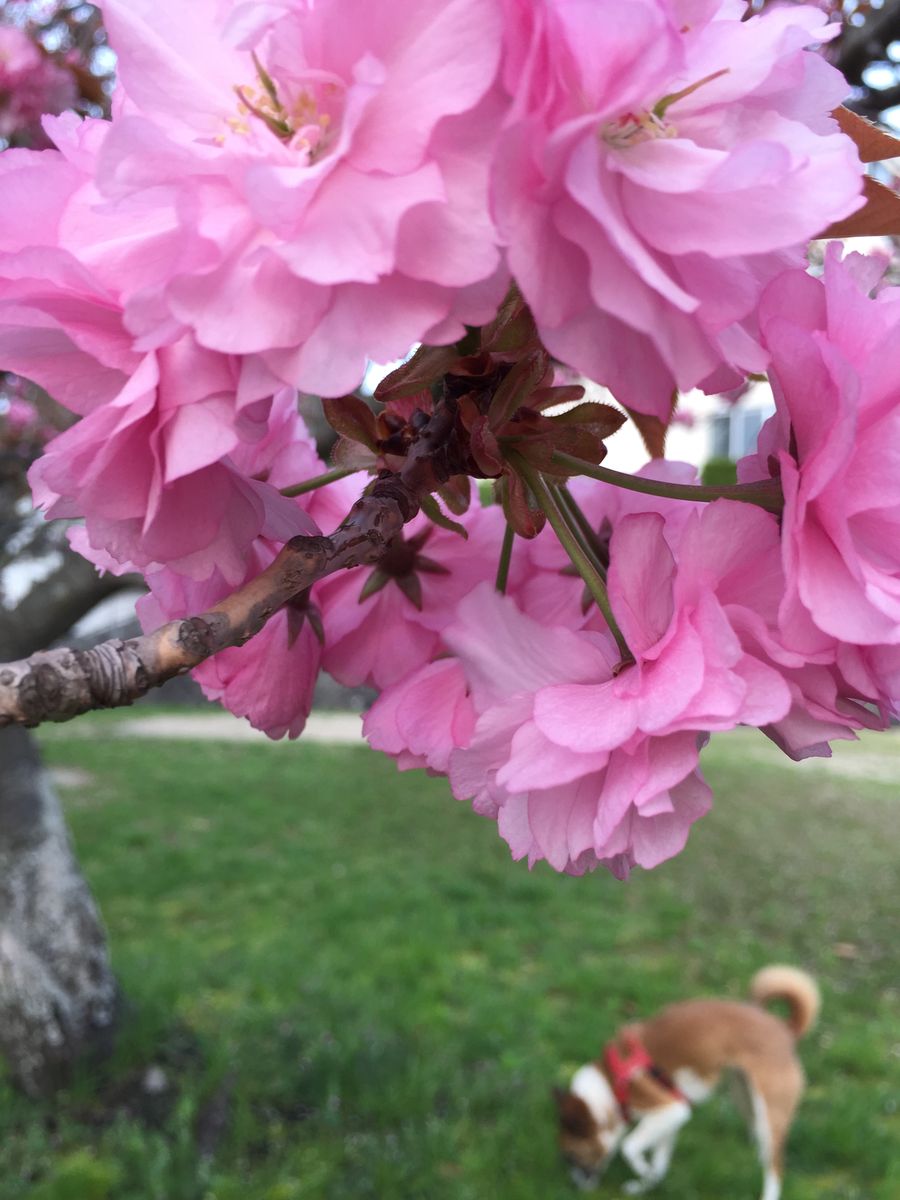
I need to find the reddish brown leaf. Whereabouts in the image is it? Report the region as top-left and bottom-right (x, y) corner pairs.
(447, 351), (496, 379)
(833, 106), (900, 164)
(548, 402), (627, 439)
(405, 526), (434, 554)
(469, 414), (504, 476)
(374, 345), (461, 402)
(487, 348), (551, 429)
(820, 174), (900, 239)
(529, 384), (586, 411)
(479, 285), (538, 352)
(545, 427), (609, 474)
(306, 604), (325, 646)
(625, 394), (676, 459)
(506, 424), (608, 476)
(331, 435), (377, 469)
(501, 471), (545, 539)
(438, 474), (471, 516)
(498, 404), (619, 475)
(323, 394), (379, 450)
(455, 394), (483, 433)
(285, 597), (309, 649)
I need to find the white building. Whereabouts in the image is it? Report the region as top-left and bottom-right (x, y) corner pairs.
(586, 380), (776, 476)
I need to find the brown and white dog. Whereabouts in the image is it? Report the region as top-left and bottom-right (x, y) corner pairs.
(554, 965), (820, 1199)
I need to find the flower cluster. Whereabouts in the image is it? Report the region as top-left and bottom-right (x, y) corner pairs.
(5, 0), (862, 410)
(0, 1), (898, 878)
(366, 391), (889, 875)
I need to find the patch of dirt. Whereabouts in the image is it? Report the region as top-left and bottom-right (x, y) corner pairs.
(73, 1023), (206, 1133)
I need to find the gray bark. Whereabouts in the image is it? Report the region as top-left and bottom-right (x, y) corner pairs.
(0, 540), (125, 1096)
(0, 539), (138, 662)
(0, 724), (117, 1095)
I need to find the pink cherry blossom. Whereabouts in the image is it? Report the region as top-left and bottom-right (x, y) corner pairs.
(370, 500), (794, 876)
(493, 0), (863, 418)
(132, 396), (328, 739)
(0, 113), (226, 416)
(363, 658), (476, 773)
(89, 0), (508, 395)
(0, 25), (77, 146)
(311, 474), (507, 689)
(2, 394), (39, 433)
(512, 460), (702, 628)
(442, 586), (712, 876)
(0, 134), (145, 414)
(837, 642), (900, 721)
(727, 609), (887, 759)
(0, 124), (320, 583)
(138, 532), (323, 740)
(496, 738), (713, 880)
(531, 502), (792, 758)
(740, 249), (900, 648)
(363, 496), (856, 874)
(27, 341), (318, 583)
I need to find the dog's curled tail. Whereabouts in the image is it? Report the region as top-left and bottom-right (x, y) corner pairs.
(750, 964), (821, 1038)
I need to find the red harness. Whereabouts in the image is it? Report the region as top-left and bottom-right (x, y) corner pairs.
(602, 1031), (687, 1120)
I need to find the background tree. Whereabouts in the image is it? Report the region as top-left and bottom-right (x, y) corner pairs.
(0, 2), (118, 1095)
(0, 380), (129, 1094)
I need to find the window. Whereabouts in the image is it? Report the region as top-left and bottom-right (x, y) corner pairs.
(709, 402), (774, 460)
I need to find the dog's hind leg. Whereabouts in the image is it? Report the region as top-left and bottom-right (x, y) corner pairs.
(746, 1060), (804, 1200)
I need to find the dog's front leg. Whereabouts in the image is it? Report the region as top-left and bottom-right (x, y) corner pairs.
(622, 1136), (676, 1197)
(620, 1102), (690, 1195)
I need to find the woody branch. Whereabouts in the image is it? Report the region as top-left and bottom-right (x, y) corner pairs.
(0, 471), (425, 730)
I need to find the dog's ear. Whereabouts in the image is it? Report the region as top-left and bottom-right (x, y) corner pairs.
(552, 1089), (595, 1136)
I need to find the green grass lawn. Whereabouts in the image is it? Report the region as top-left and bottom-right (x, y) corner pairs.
(3, 722), (898, 1200)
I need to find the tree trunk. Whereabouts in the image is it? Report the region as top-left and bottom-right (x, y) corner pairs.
(0, 725), (118, 1096)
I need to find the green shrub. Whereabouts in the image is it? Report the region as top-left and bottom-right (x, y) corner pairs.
(30, 1151), (120, 1200)
(701, 456), (738, 486)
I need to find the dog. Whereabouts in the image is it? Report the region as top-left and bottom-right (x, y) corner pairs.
(553, 965), (820, 1199)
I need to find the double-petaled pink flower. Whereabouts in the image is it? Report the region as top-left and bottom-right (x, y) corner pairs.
(443, 585), (714, 877)
(511, 460), (702, 628)
(0, 114), (318, 582)
(741, 249), (900, 651)
(91, 0), (508, 396)
(138, 535), (323, 741)
(368, 499), (797, 876)
(493, 0), (863, 417)
(312, 474), (508, 689)
(137, 398), (328, 740)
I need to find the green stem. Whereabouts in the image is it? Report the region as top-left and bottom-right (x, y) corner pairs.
(280, 467), (356, 498)
(555, 483), (608, 578)
(495, 523), (515, 594)
(512, 457), (632, 663)
(551, 452), (784, 514)
(548, 483), (604, 577)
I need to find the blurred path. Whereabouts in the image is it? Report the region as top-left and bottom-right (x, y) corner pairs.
(49, 712), (900, 779)
(106, 712), (364, 745)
